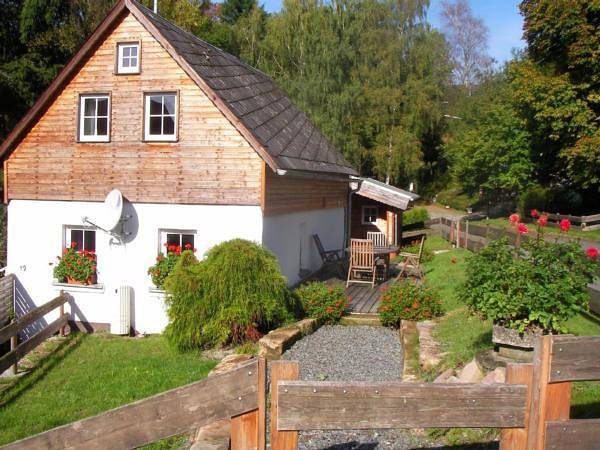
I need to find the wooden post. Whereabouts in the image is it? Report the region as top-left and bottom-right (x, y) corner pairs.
(527, 336), (571, 450)
(231, 358), (267, 450)
(59, 303), (66, 337)
(465, 220), (469, 249)
(9, 320), (17, 375)
(270, 360), (299, 450)
(500, 363), (533, 450)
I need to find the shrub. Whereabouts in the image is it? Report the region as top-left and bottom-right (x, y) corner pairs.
(54, 244), (96, 284)
(378, 281), (443, 327)
(147, 244), (189, 289)
(295, 282), (348, 324)
(461, 237), (599, 333)
(163, 240), (294, 351)
(518, 185), (550, 219)
(403, 207), (430, 226)
(395, 239), (433, 263)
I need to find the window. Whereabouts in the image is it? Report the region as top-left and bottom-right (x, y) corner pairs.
(117, 43), (140, 74)
(362, 206), (378, 225)
(159, 230), (195, 253)
(65, 226), (96, 252)
(144, 93), (178, 141)
(79, 95), (110, 142)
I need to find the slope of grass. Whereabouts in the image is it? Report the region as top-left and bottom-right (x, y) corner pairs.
(0, 334), (216, 446)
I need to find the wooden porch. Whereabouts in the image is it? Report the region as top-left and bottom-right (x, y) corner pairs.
(346, 278), (394, 313)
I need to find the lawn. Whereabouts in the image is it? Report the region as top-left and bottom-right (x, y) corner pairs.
(422, 236), (600, 418)
(0, 334), (217, 446)
(485, 217), (600, 243)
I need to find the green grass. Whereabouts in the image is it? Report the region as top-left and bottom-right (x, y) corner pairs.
(0, 334), (217, 446)
(485, 217), (600, 242)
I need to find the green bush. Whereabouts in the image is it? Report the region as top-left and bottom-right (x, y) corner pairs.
(395, 239), (433, 263)
(403, 207), (430, 226)
(147, 246), (183, 289)
(295, 282), (348, 324)
(378, 281), (443, 327)
(163, 240), (294, 351)
(518, 185), (550, 218)
(461, 238), (599, 333)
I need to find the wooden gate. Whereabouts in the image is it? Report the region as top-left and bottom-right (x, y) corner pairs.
(1, 335), (598, 450)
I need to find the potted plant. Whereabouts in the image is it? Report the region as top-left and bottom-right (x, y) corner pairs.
(461, 213), (598, 358)
(54, 243), (97, 285)
(148, 243), (193, 289)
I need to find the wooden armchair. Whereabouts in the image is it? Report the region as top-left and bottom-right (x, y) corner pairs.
(367, 231), (387, 247)
(346, 239), (377, 288)
(397, 235), (426, 279)
(312, 234), (343, 264)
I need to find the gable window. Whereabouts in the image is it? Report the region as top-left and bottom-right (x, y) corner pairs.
(79, 94), (110, 142)
(144, 93), (178, 141)
(159, 229), (195, 253)
(117, 42), (140, 74)
(362, 206), (378, 225)
(65, 226), (96, 252)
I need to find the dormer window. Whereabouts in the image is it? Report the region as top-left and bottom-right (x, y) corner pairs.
(117, 42), (140, 74)
(79, 94), (110, 142)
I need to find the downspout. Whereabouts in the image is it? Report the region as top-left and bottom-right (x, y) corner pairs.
(346, 177), (361, 254)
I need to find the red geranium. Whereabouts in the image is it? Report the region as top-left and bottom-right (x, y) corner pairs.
(530, 209), (539, 218)
(518, 223), (528, 234)
(586, 247), (599, 259)
(509, 213), (520, 223)
(538, 215), (548, 227)
(560, 219), (571, 232)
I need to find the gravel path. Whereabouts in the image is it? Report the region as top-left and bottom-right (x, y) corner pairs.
(280, 325), (445, 450)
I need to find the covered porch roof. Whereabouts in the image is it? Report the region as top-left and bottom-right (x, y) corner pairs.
(352, 177), (419, 210)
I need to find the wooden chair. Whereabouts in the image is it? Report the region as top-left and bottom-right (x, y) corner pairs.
(397, 235), (426, 279)
(346, 239), (377, 288)
(312, 234), (343, 264)
(367, 231), (387, 247)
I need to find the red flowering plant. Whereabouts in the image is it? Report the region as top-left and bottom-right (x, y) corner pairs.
(148, 243), (195, 289)
(378, 280), (443, 327)
(53, 242), (97, 285)
(295, 282), (348, 324)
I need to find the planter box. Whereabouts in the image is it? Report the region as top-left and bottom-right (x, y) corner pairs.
(65, 274), (97, 286)
(492, 324), (543, 349)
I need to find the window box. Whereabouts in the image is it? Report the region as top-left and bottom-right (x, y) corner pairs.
(53, 282), (105, 293)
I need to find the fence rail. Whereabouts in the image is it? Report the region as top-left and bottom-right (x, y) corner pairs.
(0, 291), (69, 375)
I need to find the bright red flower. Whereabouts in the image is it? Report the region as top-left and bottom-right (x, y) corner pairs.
(518, 223), (528, 234)
(71, 241), (77, 248)
(560, 219), (571, 232)
(537, 215), (548, 227)
(184, 243), (192, 250)
(586, 247), (599, 259)
(530, 209), (539, 218)
(509, 213), (520, 223)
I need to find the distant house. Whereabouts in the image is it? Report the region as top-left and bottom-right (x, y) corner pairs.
(0, 0), (415, 334)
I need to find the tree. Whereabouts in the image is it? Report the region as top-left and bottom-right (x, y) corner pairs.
(440, 0), (492, 93)
(220, 0), (258, 24)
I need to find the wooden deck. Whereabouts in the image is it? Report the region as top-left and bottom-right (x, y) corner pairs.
(346, 278), (394, 314)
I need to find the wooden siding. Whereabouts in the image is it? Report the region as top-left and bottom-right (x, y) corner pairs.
(351, 194), (390, 239)
(6, 13), (263, 205)
(262, 167), (348, 216)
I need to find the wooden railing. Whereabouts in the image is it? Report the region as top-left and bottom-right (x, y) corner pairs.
(1, 336), (598, 450)
(0, 292), (69, 375)
(0, 273), (14, 328)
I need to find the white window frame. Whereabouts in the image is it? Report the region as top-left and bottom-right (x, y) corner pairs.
(78, 94), (110, 142)
(361, 205), (379, 225)
(117, 42), (140, 74)
(144, 93), (178, 142)
(158, 229), (196, 254)
(64, 225), (96, 252)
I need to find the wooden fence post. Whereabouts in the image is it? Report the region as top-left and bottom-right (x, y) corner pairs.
(59, 303), (66, 337)
(271, 360), (299, 450)
(231, 358), (267, 450)
(501, 363), (533, 450)
(526, 336), (571, 450)
(9, 320), (17, 375)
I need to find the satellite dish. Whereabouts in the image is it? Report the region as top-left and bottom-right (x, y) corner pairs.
(83, 189), (124, 232)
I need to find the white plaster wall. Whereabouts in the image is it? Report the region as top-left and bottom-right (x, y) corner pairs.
(262, 207), (345, 285)
(7, 200), (263, 334)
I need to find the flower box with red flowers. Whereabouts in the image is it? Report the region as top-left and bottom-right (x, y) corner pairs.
(54, 243), (97, 285)
(147, 243), (195, 289)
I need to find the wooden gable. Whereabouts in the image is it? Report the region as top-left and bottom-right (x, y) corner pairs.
(5, 12), (263, 206)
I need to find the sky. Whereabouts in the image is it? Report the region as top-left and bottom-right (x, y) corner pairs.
(256, 0), (526, 64)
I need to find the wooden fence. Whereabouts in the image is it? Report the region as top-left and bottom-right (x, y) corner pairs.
(2, 334), (598, 450)
(0, 273), (14, 328)
(0, 291), (69, 375)
(545, 213), (600, 232)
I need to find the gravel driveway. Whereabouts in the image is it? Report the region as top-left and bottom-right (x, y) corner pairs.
(280, 325), (440, 450)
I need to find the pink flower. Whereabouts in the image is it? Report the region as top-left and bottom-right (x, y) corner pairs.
(518, 223), (528, 235)
(560, 219), (571, 232)
(530, 209), (539, 218)
(586, 247), (598, 259)
(509, 213), (520, 224)
(538, 215), (548, 227)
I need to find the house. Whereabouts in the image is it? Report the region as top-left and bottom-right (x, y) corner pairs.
(0, 0), (414, 334)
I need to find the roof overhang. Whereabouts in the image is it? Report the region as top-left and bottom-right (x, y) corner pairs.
(353, 177), (419, 210)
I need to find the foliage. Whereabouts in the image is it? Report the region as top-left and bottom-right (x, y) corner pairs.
(295, 282), (348, 324)
(220, 0), (258, 24)
(378, 280), (443, 327)
(147, 244), (191, 289)
(461, 236), (599, 333)
(397, 239), (433, 263)
(517, 185), (551, 218)
(53, 244), (96, 283)
(163, 240), (294, 351)
(561, 135), (600, 190)
(403, 207), (429, 226)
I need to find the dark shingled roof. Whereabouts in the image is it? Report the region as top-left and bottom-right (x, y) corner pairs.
(133, 1), (357, 176)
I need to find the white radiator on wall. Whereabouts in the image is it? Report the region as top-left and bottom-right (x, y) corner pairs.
(116, 285), (132, 335)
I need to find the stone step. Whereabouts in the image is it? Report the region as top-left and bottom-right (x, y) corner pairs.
(341, 313), (381, 326)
